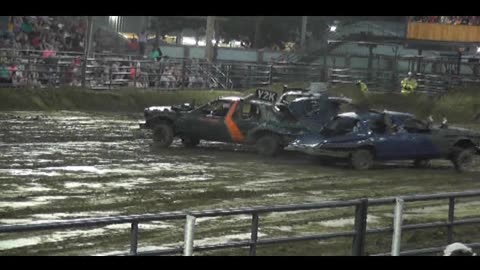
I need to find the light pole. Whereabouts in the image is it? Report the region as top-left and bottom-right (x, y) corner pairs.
(300, 16), (308, 51)
(205, 16), (215, 61)
(81, 16), (93, 88)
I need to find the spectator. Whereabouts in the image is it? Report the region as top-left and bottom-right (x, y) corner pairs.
(149, 47), (162, 62)
(138, 30), (147, 56)
(128, 38), (139, 52)
(411, 16), (480, 26)
(0, 65), (11, 84)
(7, 17), (14, 34)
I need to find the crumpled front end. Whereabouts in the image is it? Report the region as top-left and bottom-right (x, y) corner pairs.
(286, 133), (351, 158)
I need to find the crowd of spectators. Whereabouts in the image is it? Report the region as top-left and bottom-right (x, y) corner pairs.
(411, 16), (480, 26)
(0, 16), (88, 53)
(0, 16), (88, 87)
(82, 56), (211, 89)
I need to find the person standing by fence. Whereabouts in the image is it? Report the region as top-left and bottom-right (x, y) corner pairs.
(401, 72), (418, 95)
(356, 80), (369, 95)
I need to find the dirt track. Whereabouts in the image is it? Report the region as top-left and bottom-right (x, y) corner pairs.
(0, 111), (479, 255)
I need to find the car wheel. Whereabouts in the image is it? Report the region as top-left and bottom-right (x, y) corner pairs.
(153, 124), (174, 148)
(182, 137), (200, 148)
(413, 159), (431, 168)
(350, 149), (374, 170)
(451, 147), (476, 173)
(256, 134), (282, 157)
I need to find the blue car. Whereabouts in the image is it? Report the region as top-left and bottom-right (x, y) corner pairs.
(286, 110), (480, 171)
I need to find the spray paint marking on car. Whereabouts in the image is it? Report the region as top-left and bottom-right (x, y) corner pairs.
(225, 101), (245, 143)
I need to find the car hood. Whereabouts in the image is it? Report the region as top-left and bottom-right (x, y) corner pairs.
(146, 106), (174, 112)
(435, 126), (480, 137)
(145, 104), (195, 113)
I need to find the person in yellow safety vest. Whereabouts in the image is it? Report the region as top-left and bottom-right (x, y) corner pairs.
(401, 72), (418, 95)
(356, 80), (369, 95)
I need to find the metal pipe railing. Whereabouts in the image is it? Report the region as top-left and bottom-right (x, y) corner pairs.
(2, 190), (480, 256)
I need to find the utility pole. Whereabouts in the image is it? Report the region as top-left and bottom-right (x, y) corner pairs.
(300, 16), (308, 51)
(81, 16), (93, 88)
(205, 16), (215, 61)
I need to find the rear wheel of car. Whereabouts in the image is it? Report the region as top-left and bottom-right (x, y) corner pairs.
(256, 134), (282, 157)
(181, 137), (200, 148)
(350, 149), (374, 170)
(451, 147), (476, 173)
(413, 159), (431, 168)
(153, 124), (174, 148)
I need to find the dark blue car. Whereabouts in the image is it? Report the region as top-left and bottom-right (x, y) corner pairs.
(286, 110), (480, 172)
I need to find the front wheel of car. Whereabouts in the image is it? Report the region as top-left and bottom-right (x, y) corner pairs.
(350, 149), (374, 170)
(413, 159), (431, 168)
(256, 134), (282, 157)
(451, 147), (476, 173)
(153, 124), (174, 148)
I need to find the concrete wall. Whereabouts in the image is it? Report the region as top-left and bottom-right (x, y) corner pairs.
(158, 45), (280, 63)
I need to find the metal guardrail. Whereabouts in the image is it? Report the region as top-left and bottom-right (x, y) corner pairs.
(2, 48), (480, 92)
(327, 67), (480, 94)
(1, 190), (480, 256)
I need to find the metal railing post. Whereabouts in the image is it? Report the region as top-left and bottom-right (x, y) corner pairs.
(130, 221), (139, 255)
(26, 56), (31, 88)
(133, 64), (137, 89)
(391, 198), (404, 256)
(249, 213), (259, 256)
(183, 214), (196, 256)
(181, 59), (186, 90)
(268, 65), (273, 85)
(447, 197), (456, 244)
(352, 199), (368, 256)
(109, 65), (112, 90)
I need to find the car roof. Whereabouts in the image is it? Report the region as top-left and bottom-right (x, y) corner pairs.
(338, 110), (413, 121)
(328, 97), (353, 104)
(383, 110), (415, 118)
(218, 96), (243, 102)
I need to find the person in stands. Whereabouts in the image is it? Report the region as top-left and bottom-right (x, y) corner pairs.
(138, 30), (147, 56)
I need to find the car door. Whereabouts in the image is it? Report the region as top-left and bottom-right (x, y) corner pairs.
(181, 100), (232, 142)
(321, 117), (368, 146)
(372, 118), (436, 160)
(232, 101), (260, 142)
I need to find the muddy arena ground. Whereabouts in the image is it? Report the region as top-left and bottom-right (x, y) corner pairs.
(0, 111), (479, 255)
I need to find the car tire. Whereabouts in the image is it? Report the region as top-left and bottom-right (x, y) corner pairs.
(451, 147), (476, 173)
(350, 149), (374, 170)
(256, 134), (282, 157)
(182, 137), (200, 148)
(413, 159), (431, 168)
(153, 124), (174, 148)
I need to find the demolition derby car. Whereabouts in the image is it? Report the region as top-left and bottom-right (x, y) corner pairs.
(139, 89), (352, 156)
(286, 111), (480, 172)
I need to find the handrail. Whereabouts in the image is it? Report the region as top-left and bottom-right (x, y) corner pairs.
(1, 190), (480, 256)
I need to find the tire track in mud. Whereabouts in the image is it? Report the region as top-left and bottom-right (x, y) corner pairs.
(0, 111), (480, 255)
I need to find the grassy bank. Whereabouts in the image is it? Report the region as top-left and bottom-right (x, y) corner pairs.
(0, 87), (243, 112)
(0, 83), (479, 124)
(326, 84), (480, 123)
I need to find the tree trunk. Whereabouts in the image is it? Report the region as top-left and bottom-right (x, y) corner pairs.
(300, 16), (308, 51)
(154, 29), (160, 48)
(205, 16), (215, 61)
(253, 16), (264, 49)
